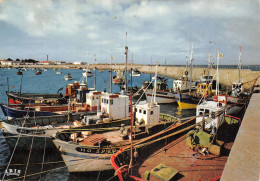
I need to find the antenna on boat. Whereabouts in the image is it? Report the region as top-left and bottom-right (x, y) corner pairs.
(238, 46), (242, 83)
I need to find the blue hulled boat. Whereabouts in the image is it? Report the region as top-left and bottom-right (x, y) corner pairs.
(0, 104), (58, 120)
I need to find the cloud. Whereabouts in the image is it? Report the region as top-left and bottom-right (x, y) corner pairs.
(0, 0), (259, 64)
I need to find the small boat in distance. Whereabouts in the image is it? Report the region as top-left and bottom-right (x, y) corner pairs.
(112, 70), (125, 85)
(56, 71), (62, 74)
(82, 70), (93, 77)
(16, 69), (23, 75)
(35, 69), (42, 75)
(131, 69), (141, 76)
(44, 68), (48, 71)
(64, 73), (73, 80)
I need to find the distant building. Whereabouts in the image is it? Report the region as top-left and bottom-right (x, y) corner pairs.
(40, 61), (55, 65)
(74, 62), (86, 65)
(56, 61), (67, 65)
(0, 60), (13, 66)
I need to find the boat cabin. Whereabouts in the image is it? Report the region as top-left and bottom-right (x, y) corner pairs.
(196, 96), (226, 129)
(86, 91), (102, 111)
(196, 83), (213, 97)
(134, 102), (160, 127)
(173, 79), (197, 93)
(100, 94), (129, 120)
(231, 82), (243, 97)
(200, 75), (213, 83)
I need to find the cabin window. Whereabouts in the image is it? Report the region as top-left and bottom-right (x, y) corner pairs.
(199, 111), (204, 116)
(139, 109), (142, 113)
(143, 110), (146, 114)
(135, 108), (137, 112)
(101, 98), (104, 103)
(106, 99), (109, 104)
(150, 111), (153, 115)
(205, 109), (209, 114)
(92, 96), (94, 100)
(110, 100), (113, 105)
(96, 97), (99, 99)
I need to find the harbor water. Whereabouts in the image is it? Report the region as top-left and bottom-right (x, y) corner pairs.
(0, 68), (196, 180)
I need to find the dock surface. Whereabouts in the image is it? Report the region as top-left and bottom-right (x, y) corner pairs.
(221, 87), (260, 181)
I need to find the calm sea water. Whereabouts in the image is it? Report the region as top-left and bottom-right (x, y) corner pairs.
(0, 68), (195, 181)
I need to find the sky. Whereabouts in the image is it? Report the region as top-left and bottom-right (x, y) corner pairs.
(0, 0), (259, 65)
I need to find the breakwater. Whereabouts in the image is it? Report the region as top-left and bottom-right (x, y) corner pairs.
(2, 64), (260, 89)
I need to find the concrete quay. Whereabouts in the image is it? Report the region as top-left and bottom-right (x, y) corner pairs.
(221, 80), (260, 181)
(2, 64), (260, 89)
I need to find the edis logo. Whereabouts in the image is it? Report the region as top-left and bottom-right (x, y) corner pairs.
(5, 168), (21, 176)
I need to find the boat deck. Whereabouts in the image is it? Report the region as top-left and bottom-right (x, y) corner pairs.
(133, 134), (229, 181)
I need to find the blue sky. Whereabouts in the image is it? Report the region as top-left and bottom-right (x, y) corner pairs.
(0, 0), (259, 65)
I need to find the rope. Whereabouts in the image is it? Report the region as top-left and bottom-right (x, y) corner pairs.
(6, 154), (109, 181)
(23, 136), (34, 181)
(39, 136), (47, 180)
(2, 101), (32, 180)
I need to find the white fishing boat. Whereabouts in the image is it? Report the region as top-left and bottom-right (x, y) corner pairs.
(145, 68), (176, 104)
(196, 95), (226, 129)
(131, 69), (141, 76)
(64, 73), (73, 80)
(52, 92), (131, 172)
(83, 70), (93, 77)
(56, 71), (62, 74)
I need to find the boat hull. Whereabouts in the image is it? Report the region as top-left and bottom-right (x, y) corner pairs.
(0, 104), (58, 120)
(175, 92), (200, 109)
(53, 140), (113, 172)
(145, 90), (176, 104)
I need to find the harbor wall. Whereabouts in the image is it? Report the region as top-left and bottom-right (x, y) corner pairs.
(3, 64), (260, 89)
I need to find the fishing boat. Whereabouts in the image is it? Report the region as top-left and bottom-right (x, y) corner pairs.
(16, 69), (23, 75)
(0, 111), (97, 150)
(145, 75), (176, 104)
(44, 68), (48, 71)
(6, 91), (66, 104)
(110, 90), (251, 181)
(52, 92), (133, 172)
(35, 69), (42, 75)
(0, 103), (60, 120)
(64, 73), (73, 80)
(53, 98), (184, 173)
(82, 70), (93, 77)
(131, 69), (141, 77)
(56, 71), (62, 74)
(112, 70), (125, 85)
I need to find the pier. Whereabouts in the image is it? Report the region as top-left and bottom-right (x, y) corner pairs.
(2, 64), (260, 90)
(221, 78), (260, 181)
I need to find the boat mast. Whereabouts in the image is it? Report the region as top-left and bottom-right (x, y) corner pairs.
(208, 54), (212, 83)
(125, 32), (128, 93)
(110, 55), (113, 93)
(19, 74), (23, 96)
(7, 77), (9, 106)
(94, 67), (96, 90)
(216, 50), (220, 98)
(238, 46), (242, 83)
(153, 64), (158, 103)
(130, 92), (133, 175)
(189, 43), (194, 93)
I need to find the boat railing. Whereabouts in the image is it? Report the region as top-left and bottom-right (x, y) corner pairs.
(159, 113), (177, 122)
